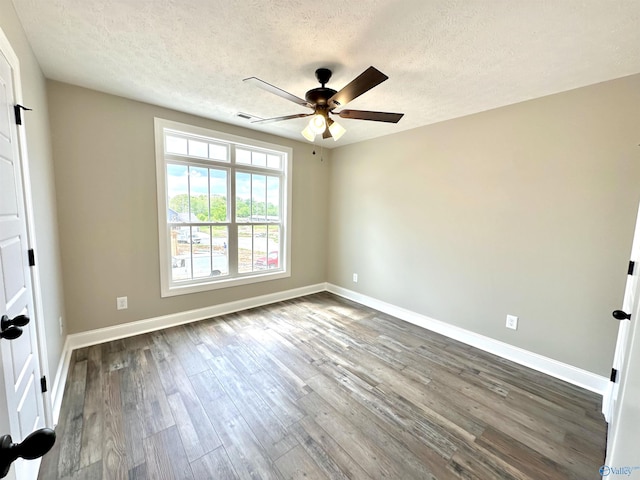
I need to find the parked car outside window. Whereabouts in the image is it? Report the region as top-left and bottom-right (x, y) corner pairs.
(255, 251), (278, 269)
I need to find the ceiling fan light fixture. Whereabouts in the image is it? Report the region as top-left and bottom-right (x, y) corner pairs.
(301, 124), (316, 142)
(328, 120), (346, 141)
(309, 113), (327, 135)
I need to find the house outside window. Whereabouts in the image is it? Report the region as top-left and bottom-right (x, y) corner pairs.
(155, 118), (292, 297)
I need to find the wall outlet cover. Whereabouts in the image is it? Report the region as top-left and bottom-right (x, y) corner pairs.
(506, 314), (518, 330)
(117, 296), (128, 310)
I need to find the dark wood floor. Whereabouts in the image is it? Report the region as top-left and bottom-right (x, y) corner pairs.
(38, 292), (607, 479)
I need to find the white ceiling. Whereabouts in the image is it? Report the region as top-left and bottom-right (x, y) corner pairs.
(12, 0), (640, 148)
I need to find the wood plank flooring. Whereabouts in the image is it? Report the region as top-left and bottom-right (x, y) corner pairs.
(38, 292), (607, 479)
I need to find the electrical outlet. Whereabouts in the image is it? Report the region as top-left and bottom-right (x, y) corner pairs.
(506, 314), (518, 330)
(116, 296), (128, 310)
(353, 273), (358, 283)
(58, 316), (64, 336)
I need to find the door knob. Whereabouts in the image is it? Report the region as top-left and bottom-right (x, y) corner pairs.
(0, 428), (56, 478)
(0, 315), (29, 341)
(613, 310), (632, 320)
(0, 315), (29, 331)
(0, 327), (22, 341)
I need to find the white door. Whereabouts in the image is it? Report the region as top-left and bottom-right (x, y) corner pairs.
(0, 38), (46, 480)
(604, 202), (640, 461)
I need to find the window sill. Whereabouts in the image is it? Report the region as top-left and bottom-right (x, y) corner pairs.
(161, 269), (291, 297)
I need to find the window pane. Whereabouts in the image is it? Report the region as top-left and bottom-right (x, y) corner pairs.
(172, 226), (229, 280)
(236, 172), (251, 222)
(170, 225), (189, 281)
(267, 154), (281, 169)
(237, 148), (251, 165)
(210, 169), (228, 222)
(192, 225), (212, 279)
(267, 225), (280, 269)
(267, 176), (280, 221)
(173, 226), (206, 280)
(252, 151), (267, 167)
(211, 226), (229, 276)
(252, 175), (266, 221)
(167, 164), (189, 222)
(166, 135), (187, 155)
(252, 226), (268, 270)
(189, 166), (209, 222)
(238, 225), (252, 273)
(188, 139), (208, 158)
(209, 143), (228, 161)
(238, 225), (279, 273)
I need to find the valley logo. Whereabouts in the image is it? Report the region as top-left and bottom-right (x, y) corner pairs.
(600, 465), (640, 477)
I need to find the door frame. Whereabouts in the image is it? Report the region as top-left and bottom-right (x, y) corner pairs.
(0, 26), (53, 428)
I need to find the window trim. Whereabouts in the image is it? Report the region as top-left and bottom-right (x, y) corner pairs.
(155, 118), (292, 297)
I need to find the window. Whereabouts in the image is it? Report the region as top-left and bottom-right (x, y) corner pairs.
(155, 118), (291, 296)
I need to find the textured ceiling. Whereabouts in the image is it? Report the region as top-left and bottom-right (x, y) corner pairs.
(11, 0), (640, 147)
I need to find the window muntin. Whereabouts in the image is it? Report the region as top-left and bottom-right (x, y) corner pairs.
(156, 118), (291, 296)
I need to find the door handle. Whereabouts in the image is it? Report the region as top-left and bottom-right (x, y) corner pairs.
(0, 428), (56, 478)
(613, 310), (632, 320)
(0, 315), (29, 341)
(1, 315), (29, 331)
(0, 327), (22, 341)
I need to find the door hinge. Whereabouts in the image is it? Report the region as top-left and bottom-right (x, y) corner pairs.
(610, 368), (618, 383)
(28, 249), (35, 267)
(40, 376), (47, 393)
(629, 261), (635, 275)
(14, 104), (32, 125)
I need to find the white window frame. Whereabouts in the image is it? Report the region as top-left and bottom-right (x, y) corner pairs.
(155, 118), (292, 297)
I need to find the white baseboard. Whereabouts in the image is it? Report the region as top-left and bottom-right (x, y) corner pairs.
(327, 284), (609, 397)
(50, 281), (608, 425)
(50, 283), (325, 423)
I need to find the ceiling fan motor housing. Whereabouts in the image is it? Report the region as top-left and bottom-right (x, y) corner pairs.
(305, 87), (337, 107)
(305, 68), (337, 108)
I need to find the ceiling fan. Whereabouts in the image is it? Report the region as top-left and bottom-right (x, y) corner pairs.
(243, 66), (404, 142)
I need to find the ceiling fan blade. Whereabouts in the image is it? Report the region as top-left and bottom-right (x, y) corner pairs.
(251, 113), (312, 124)
(328, 66), (388, 108)
(337, 109), (404, 123)
(243, 77), (310, 107)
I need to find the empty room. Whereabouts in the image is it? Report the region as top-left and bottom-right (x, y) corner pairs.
(1, 1), (639, 479)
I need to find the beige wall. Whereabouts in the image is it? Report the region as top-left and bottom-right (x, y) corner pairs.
(0, 1), (66, 385)
(46, 81), (330, 334)
(328, 74), (640, 377)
